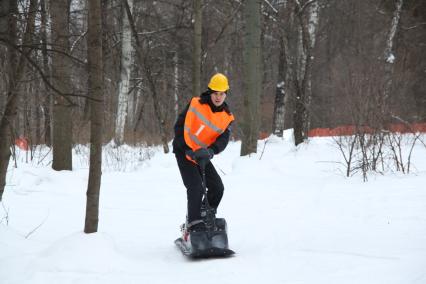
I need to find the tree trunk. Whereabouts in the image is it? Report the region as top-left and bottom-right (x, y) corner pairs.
(383, 0), (404, 113)
(133, 92), (146, 132)
(0, 0), (14, 201)
(114, 0), (134, 146)
(173, 51), (179, 121)
(131, 79), (142, 131)
(40, 0), (51, 146)
(293, 9), (307, 145)
(283, 16), (296, 132)
(50, 0), (73, 171)
(0, 0), (37, 200)
(303, 0), (319, 134)
(292, 0), (320, 145)
(84, 0), (104, 234)
(146, 72), (170, 153)
(241, 0), (262, 156)
(132, 77), (143, 132)
(0, 0), (12, 121)
(293, 83), (305, 145)
(272, 35), (286, 137)
(34, 84), (41, 146)
(192, 0), (202, 97)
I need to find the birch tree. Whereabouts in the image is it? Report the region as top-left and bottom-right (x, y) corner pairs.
(303, 0), (319, 132)
(84, 0), (104, 234)
(114, 0), (134, 146)
(383, 0), (404, 114)
(292, 0), (320, 145)
(241, 0), (262, 156)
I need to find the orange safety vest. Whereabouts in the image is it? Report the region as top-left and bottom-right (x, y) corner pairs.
(184, 97), (234, 161)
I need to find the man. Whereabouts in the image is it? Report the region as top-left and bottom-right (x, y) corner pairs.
(173, 73), (234, 232)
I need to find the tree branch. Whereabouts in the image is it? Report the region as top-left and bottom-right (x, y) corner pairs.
(0, 37), (101, 103)
(402, 22), (426, 30)
(263, 0), (278, 14)
(295, 0), (318, 15)
(14, 43), (87, 65)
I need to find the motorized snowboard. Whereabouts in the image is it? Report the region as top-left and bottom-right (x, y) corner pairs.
(175, 218), (235, 258)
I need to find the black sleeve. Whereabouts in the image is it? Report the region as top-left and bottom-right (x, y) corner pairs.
(172, 103), (191, 154)
(209, 123), (232, 154)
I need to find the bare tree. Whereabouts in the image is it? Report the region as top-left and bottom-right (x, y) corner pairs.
(84, 0), (104, 234)
(241, 0), (262, 156)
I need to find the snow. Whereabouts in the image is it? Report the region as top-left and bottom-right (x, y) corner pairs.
(386, 53), (396, 64)
(1, 131), (426, 284)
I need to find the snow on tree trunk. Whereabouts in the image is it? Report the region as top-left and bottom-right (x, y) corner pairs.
(308, 1), (319, 49)
(115, 0), (134, 146)
(174, 51), (179, 121)
(385, 0), (403, 63)
(383, 0), (404, 108)
(273, 81), (286, 137)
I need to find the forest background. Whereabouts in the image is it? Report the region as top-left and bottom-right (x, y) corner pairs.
(1, 0), (425, 229)
(1, 0), (424, 148)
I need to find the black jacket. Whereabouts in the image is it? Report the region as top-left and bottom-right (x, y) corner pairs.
(172, 91), (232, 155)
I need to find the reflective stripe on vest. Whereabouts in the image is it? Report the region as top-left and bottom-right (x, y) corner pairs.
(188, 106), (224, 134)
(184, 97), (234, 152)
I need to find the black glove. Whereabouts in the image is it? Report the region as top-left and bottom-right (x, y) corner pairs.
(186, 148), (214, 161)
(185, 150), (196, 160)
(205, 148), (215, 159)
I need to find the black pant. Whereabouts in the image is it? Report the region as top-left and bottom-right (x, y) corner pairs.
(175, 153), (224, 223)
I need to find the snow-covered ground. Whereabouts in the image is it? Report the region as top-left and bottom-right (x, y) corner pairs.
(1, 132), (426, 284)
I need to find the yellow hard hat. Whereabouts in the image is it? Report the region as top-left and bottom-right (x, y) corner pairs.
(208, 73), (229, 92)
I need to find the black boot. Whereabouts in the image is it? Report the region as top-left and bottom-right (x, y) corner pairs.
(188, 220), (207, 232)
(201, 199), (217, 219)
